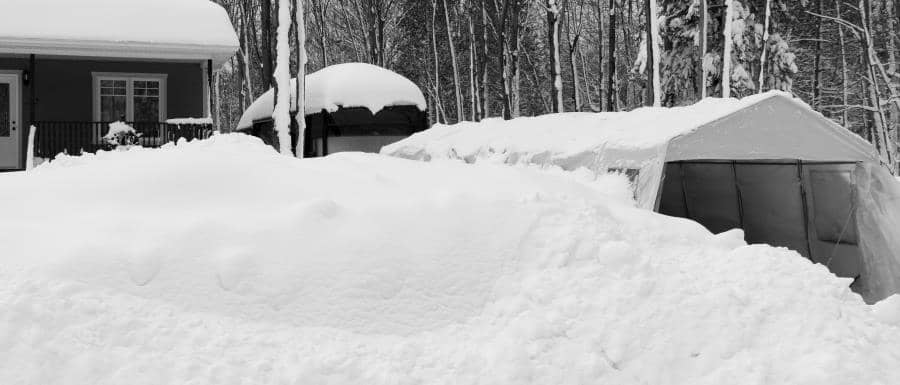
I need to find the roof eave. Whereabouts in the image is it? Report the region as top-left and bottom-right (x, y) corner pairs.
(0, 37), (238, 68)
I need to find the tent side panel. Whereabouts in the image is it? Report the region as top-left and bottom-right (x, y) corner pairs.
(854, 164), (900, 303)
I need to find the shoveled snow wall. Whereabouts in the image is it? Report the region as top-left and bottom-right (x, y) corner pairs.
(383, 92), (900, 303)
(2, 134), (900, 384)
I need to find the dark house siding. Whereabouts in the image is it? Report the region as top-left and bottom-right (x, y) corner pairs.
(0, 57), (205, 167)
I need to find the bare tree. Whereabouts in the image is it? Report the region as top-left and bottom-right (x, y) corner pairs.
(442, 0), (465, 122)
(546, 0), (564, 112)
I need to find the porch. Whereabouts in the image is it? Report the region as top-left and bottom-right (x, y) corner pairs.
(33, 121), (215, 159)
(1, 54), (216, 169)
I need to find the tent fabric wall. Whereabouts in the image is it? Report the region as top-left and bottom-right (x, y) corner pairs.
(658, 161), (867, 281)
(854, 164), (900, 302)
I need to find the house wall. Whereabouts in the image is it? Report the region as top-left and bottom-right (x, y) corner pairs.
(0, 57), (206, 168)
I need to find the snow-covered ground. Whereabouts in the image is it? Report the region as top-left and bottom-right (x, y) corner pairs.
(1, 135), (898, 384)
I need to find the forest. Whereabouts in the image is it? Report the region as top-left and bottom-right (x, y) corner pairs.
(210, 0), (900, 163)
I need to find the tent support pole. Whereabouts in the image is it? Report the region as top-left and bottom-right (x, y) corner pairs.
(732, 161), (745, 229)
(797, 160), (815, 262)
(679, 162), (692, 219)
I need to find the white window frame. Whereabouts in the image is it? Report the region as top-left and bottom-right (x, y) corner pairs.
(92, 72), (167, 122)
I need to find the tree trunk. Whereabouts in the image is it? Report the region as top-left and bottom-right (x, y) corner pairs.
(261, 0), (274, 90)
(480, 0), (490, 118)
(757, 0), (770, 93)
(597, 0), (604, 111)
(570, 37), (582, 110)
(469, 14), (480, 121)
(272, 0), (293, 155)
(430, 0), (445, 124)
(699, 0), (707, 98)
(860, 0), (894, 168)
(294, 0), (308, 157)
(813, 0), (823, 107)
(835, 0), (849, 127)
(608, 0), (617, 111)
(442, 0), (465, 122)
(547, 0), (564, 112)
(644, 0), (660, 106)
(722, 0), (734, 98)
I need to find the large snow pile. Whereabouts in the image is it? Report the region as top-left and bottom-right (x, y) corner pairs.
(237, 63), (427, 130)
(1, 134), (899, 384)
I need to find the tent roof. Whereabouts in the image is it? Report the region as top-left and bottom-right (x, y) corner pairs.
(236, 63), (427, 130)
(0, 0), (239, 67)
(383, 91), (880, 167)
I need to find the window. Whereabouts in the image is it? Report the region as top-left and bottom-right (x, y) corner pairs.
(809, 169), (858, 245)
(93, 73), (167, 122)
(0, 82), (9, 137)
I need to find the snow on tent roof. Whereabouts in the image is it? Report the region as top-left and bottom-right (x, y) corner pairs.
(0, 0), (239, 67)
(383, 91), (877, 168)
(236, 63), (427, 130)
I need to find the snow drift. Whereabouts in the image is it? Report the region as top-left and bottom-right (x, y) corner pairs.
(0, 135), (898, 384)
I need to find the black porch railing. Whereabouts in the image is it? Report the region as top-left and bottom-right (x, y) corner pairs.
(33, 121), (215, 159)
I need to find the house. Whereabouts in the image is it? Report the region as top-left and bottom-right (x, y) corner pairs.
(236, 63), (429, 157)
(0, 0), (239, 170)
(383, 91), (900, 304)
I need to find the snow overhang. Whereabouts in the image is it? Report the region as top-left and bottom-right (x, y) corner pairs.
(0, 37), (238, 69)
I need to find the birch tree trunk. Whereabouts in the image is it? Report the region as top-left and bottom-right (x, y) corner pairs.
(608, 0), (617, 111)
(430, 0), (445, 124)
(813, 0), (823, 108)
(757, 0), (770, 93)
(699, 0), (707, 98)
(481, 0), (491, 118)
(442, 0), (465, 122)
(295, 0), (307, 158)
(469, 14), (480, 121)
(272, 0), (293, 155)
(722, 0), (734, 98)
(644, 0), (660, 106)
(835, 0), (849, 127)
(547, 0), (564, 112)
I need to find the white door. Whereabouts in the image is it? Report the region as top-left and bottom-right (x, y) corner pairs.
(0, 73), (21, 170)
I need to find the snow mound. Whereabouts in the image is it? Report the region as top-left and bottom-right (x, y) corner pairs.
(1, 134), (899, 384)
(237, 63), (427, 130)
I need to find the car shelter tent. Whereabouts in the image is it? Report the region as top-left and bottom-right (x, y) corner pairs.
(236, 63), (428, 157)
(383, 91), (900, 303)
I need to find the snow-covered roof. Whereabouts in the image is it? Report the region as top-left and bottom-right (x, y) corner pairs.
(0, 0), (239, 67)
(236, 63), (427, 130)
(383, 91), (878, 166)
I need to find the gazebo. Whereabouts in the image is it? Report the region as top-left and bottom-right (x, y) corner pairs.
(237, 63), (428, 157)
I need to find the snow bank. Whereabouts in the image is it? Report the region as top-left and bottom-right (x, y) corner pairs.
(237, 63), (427, 130)
(1, 135), (899, 384)
(166, 117), (214, 126)
(383, 91), (795, 167)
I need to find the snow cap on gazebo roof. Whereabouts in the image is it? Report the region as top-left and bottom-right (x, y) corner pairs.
(0, 0), (239, 67)
(236, 63), (427, 130)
